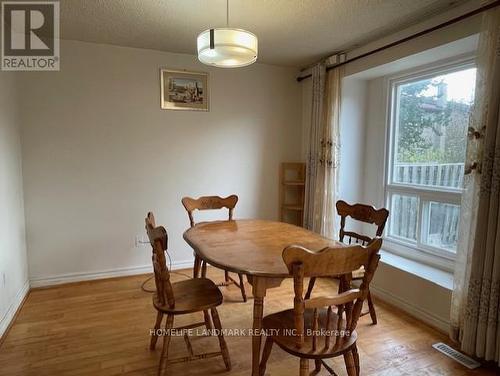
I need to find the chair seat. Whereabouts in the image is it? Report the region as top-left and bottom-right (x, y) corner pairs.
(263, 308), (357, 359)
(153, 277), (223, 314)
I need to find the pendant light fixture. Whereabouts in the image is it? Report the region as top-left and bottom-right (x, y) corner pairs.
(197, 0), (258, 68)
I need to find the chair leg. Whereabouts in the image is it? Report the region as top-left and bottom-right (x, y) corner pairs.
(367, 290), (377, 325)
(304, 277), (316, 299)
(352, 344), (360, 375)
(203, 310), (212, 330)
(343, 350), (356, 376)
(238, 273), (247, 302)
(201, 261), (207, 278)
(150, 311), (164, 350)
(224, 270), (230, 283)
(259, 336), (274, 376)
(314, 359), (322, 372)
(193, 255), (201, 278)
(338, 274), (351, 293)
(158, 314), (174, 376)
(299, 358), (309, 376)
(211, 307), (231, 371)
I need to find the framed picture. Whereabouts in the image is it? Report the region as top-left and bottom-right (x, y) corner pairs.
(160, 69), (209, 111)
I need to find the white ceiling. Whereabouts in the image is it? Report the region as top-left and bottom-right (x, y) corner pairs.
(59, 0), (468, 67)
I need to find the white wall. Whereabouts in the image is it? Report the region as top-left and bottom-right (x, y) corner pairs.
(339, 78), (367, 206)
(371, 261), (452, 332)
(0, 73), (29, 336)
(20, 40), (302, 285)
(362, 77), (387, 209)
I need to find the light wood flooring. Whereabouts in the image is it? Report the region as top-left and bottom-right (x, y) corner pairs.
(0, 269), (498, 376)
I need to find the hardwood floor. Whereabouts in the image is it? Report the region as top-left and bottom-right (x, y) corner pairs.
(0, 269), (497, 376)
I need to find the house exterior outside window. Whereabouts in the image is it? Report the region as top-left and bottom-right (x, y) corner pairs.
(384, 60), (476, 271)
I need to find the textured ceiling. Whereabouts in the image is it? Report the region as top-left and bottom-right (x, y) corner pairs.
(59, 0), (468, 67)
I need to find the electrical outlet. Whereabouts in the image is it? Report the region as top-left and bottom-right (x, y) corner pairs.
(135, 235), (149, 248)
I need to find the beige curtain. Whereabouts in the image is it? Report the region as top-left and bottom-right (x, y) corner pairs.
(303, 63), (343, 238)
(451, 6), (500, 364)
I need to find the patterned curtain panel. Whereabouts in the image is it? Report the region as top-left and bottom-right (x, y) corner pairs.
(303, 63), (326, 232)
(303, 63), (343, 238)
(451, 6), (500, 364)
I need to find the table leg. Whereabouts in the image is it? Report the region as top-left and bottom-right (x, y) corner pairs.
(248, 276), (283, 376)
(251, 277), (266, 376)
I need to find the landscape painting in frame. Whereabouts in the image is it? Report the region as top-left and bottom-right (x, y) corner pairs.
(160, 69), (209, 111)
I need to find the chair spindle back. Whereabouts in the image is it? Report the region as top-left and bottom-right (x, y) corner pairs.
(337, 200), (389, 245)
(282, 238), (382, 349)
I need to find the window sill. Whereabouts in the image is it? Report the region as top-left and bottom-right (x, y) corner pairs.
(383, 238), (455, 272)
(379, 249), (453, 290)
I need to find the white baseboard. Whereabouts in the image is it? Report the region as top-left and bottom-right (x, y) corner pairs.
(29, 259), (194, 288)
(0, 280), (30, 339)
(371, 284), (450, 333)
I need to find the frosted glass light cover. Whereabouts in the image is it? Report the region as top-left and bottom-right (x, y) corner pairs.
(197, 28), (258, 68)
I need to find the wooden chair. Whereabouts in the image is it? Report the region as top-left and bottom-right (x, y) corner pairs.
(259, 238), (382, 376)
(305, 200), (389, 325)
(181, 195), (247, 302)
(145, 212), (231, 375)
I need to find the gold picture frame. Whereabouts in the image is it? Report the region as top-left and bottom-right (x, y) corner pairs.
(160, 69), (209, 111)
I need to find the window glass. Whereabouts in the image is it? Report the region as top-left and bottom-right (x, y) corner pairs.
(389, 193), (419, 242)
(387, 65), (476, 255)
(422, 201), (461, 252)
(393, 68), (476, 189)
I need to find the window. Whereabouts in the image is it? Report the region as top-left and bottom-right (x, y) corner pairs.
(385, 62), (476, 264)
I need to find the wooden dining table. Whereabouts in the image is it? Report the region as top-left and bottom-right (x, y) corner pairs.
(183, 219), (342, 376)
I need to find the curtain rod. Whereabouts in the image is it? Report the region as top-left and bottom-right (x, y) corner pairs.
(296, 0), (500, 82)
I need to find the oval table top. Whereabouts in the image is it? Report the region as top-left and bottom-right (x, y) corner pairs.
(183, 219), (342, 278)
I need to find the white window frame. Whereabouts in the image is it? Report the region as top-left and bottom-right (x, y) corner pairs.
(383, 57), (476, 272)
